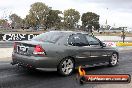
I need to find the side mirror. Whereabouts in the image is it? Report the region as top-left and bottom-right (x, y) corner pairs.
(102, 43), (106, 47)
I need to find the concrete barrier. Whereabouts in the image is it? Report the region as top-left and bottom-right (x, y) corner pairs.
(0, 41), (14, 48)
(104, 42), (132, 47)
(116, 42), (132, 46)
(0, 41), (132, 48)
(104, 42), (116, 47)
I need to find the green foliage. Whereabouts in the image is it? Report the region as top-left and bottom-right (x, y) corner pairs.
(81, 12), (100, 30)
(46, 10), (62, 29)
(25, 14), (36, 27)
(28, 2), (50, 28)
(6, 2), (101, 30)
(64, 9), (80, 29)
(0, 19), (7, 26)
(9, 14), (23, 28)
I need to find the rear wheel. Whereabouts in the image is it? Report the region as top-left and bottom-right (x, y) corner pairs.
(57, 57), (74, 76)
(109, 53), (118, 66)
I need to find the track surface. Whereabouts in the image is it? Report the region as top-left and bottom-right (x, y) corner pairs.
(0, 51), (132, 88)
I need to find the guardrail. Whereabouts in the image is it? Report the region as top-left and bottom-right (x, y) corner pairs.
(0, 33), (132, 48)
(0, 41), (132, 48)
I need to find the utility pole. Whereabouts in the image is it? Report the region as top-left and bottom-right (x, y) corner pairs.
(105, 8), (108, 30)
(121, 27), (127, 43)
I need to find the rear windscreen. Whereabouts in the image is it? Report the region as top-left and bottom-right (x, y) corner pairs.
(32, 32), (64, 43)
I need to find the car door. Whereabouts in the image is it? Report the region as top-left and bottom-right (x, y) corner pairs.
(85, 35), (109, 64)
(68, 33), (93, 66)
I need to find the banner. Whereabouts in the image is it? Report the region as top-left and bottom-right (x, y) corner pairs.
(0, 34), (39, 41)
(104, 42), (116, 47)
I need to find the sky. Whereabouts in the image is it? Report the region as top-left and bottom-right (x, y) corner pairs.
(0, 0), (132, 28)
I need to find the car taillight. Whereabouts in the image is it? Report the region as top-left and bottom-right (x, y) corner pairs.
(33, 45), (45, 56)
(14, 42), (17, 50)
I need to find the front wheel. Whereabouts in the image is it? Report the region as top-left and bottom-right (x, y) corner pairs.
(57, 57), (74, 76)
(109, 53), (118, 66)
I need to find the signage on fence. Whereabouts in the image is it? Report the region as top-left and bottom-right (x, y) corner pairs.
(104, 42), (116, 47)
(0, 34), (39, 41)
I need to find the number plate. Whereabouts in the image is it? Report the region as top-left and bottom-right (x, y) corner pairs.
(17, 45), (29, 54)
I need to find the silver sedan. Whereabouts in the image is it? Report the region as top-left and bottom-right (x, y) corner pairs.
(11, 31), (119, 76)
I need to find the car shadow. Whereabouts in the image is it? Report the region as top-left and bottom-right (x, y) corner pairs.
(14, 64), (118, 79)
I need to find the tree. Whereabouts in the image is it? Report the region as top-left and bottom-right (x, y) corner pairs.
(81, 12), (100, 31)
(28, 2), (51, 29)
(46, 10), (62, 29)
(21, 18), (29, 29)
(0, 19), (7, 26)
(25, 14), (35, 27)
(9, 14), (22, 29)
(64, 9), (80, 29)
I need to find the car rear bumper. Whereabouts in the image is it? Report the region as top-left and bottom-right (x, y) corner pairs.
(12, 52), (59, 69)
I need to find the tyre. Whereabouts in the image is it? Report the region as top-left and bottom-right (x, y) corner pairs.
(109, 53), (118, 66)
(57, 57), (74, 76)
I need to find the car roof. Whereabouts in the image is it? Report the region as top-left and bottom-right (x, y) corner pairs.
(48, 30), (88, 35)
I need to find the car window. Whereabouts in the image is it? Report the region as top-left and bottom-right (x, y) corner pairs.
(68, 34), (88, 46)
(32, 32), (63, 43)
(86, 35), (100, 45)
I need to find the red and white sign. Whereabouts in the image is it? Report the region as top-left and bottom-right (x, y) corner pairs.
(104, 42), (116, 47)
